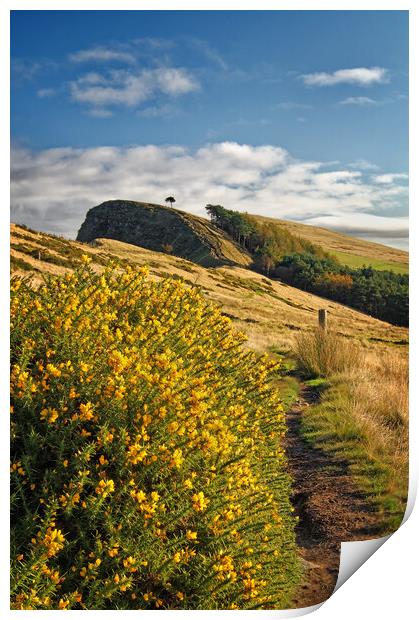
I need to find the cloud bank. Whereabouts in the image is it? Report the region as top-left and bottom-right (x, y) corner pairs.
(10, 142), (408, 248)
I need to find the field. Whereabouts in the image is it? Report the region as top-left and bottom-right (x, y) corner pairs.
(330, 250), (409, 274)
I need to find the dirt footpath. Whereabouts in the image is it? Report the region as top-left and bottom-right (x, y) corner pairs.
(285, 385), (384, 608)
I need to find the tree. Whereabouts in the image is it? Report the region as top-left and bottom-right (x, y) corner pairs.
(259, 253), (275, 276)
(165, 196), (176, 208)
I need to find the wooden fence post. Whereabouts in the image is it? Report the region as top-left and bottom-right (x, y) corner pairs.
(318, 309), (327, 330)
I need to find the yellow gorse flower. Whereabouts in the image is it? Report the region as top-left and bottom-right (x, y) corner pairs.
(192, 491), (209, 512)
(40, 408), (59, 424)
(35, 527), (66, 558)
(95, 479), (115, 497)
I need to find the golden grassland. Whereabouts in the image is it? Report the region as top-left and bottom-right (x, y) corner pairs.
(10, 224), (408, 353)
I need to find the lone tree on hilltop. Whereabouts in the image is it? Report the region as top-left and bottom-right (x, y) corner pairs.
(165, 196), (176, 208)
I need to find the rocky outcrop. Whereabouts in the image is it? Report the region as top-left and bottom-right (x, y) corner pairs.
(77, 200), (252, 267)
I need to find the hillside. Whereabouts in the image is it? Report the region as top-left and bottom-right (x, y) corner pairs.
(10, 223), (408, 351)
(76, 200), (252, 268)
(10, 221), (409, 608)
(248, 215), (408, 273)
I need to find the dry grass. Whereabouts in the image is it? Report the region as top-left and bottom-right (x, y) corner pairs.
(348, 350), (408, 454)
(293, 328), (363, 377)
(293, 328), (408, 446)
(346, 349), (408, 514)
(293, 328), (408, 528)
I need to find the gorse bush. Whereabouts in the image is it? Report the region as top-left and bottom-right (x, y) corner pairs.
(10, 259), (300, 610)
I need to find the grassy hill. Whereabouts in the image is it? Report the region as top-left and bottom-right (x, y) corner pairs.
(10, 223), (408, 352)
(76, 200), (252, 268)
(249, 215), (408, 274)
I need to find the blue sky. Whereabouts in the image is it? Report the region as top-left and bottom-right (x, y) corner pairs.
(11, 10), (409, 248)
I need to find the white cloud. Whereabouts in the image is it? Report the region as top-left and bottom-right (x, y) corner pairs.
(86, 108), (113, 118)
(304, 213), (408, 240)
(348, 159), (380, 171)
(274, 102), (313, 110)
(10, 142), (408, 247)
(131, 37), (175, 51)
(188, 38), (228, 71)
(137, 104), (178, 118)
(69, 68), (199, 110)
(300, 67), (388, 87)
(12, 59), (43, 81)
(77, 72), (107, 85)
(37, 88), (56, 98)
(339, 96), (379, 106)
(373, 173), (409, 184)
(69, 46), (136, 64)
(12, 58), (58, 83)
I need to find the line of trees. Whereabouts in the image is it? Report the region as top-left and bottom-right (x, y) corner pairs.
(206, 204), (408, 327)
(205, 204), (328, 264)
(277, 253), (408, 326)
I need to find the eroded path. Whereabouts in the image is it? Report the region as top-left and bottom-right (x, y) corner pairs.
(285, 384), (384, 608)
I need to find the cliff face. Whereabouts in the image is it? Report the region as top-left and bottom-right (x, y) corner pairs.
(76, 200), (252, 267)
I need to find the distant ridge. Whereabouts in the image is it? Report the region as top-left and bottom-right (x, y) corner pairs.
(249, 215), (408, 270)
(77, 200), (408, 275)
(77, 200), (252, 268)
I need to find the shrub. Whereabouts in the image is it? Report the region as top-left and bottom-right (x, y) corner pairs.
(161, 243), (174, 254)
(10, 259), (299, 610)
(293, 328), (362, 378)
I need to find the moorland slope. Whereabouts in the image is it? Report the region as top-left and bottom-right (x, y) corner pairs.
(11, 223), (408, 351)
